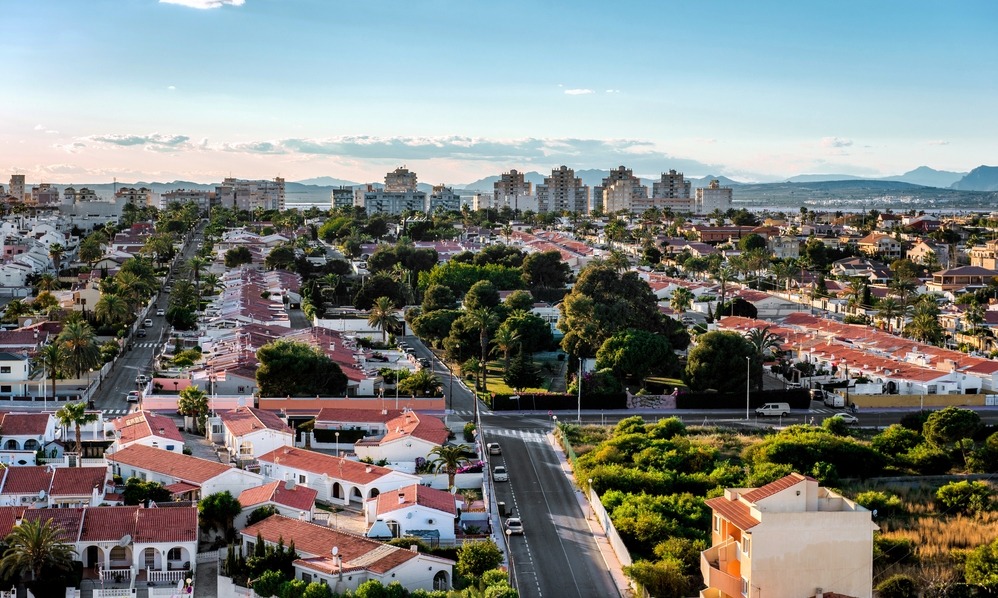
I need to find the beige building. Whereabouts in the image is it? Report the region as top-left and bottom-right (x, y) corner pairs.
(594, 166), (648, 214)
(968, 239), (998, 269)
(695, 179), (733, 213)
(385, 166), (418, 192)
(701, 473), (876, 598)
(216, 177), (286, 212)
(8, 175), (24, 201)
(536, 165), (588, 214)
(652, 169), (692, 199)
(114, 186), (154, 207)
(494, 169), (533, 211)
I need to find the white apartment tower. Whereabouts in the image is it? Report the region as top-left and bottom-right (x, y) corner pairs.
(385, 167), (418, 193)
(8, 175), (24, 202)
(594, 166), (648, 213)
(536, 166), (589, 214)
(216, 177), (286, 212)
(695, 179), (733, 214)
(429, 185), (461, 213)
(330, 186), (354, 210)
(494, 169), (533, 212)
(652, 170), (692, 199)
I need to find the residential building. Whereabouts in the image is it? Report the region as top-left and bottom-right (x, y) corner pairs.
(593, 166), (647, 214)
(926, 265), (998, 293)
(0, 353), (32, 398)
(210, 406), (294, 462)
(384, 167), (418, 193)
(968, 239), (998, 269)
(107, 444), (264, 500)
(257, 446), (420, 506)
(493, 169), (533, 211)
(695, 179), (733, 213)
(908, 240), (950, 268)
(701, 473), (875, 598)
(63, 186), (100, 204)
(239, 515), (454, 593)
(767, 236), (800, 260)
(856, 232), (902, 260)
(161, 189), (213, 213)
(353, 410), (449, 464)
(114, 187), (154, 207)
(652, 169), (692, 200)
(0, 466), (108, 508)
(536, 166), (588, 214)
(365, 484), (459, 543)
(8, 175), (24, 201)
(112, 411), (185, 453)
(235, 480), (318, 529)
(0, 412), (56, 452)
(216, 177), (286, 212)
(30, 184), (60, 207)
(330, 186), (355, 210)
(360, 189), (427, 215)
(429, 185), (461, 213)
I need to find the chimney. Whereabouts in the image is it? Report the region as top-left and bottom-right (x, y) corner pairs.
(286, 478), (295, 491)
(815, 590), (823, 598)
(398, 492), (406, 505)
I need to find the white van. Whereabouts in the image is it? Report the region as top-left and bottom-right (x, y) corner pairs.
(755, 402), (791, 417)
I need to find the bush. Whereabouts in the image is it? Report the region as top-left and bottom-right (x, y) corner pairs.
(875, 574), (919, 598)
(936, 480), (994, 515)
(872, 424), (922, 456)
(905, 443), (951, 475)
(463, 422), (476, 442)
(874, 535), (918, 568)
(854, 490), (905, 519)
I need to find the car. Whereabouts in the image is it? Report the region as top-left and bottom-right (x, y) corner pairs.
(487, 442), (501, 455)
(144, 319), (153, 327)
(418, 358), (431, 368)
(493, 465), (508, 482)
(156, 309), (165, 316)
(135, 375), (149, 385)
(829, 413), (859, 425)
(136, 328), (147, 338)
(755, 402), (791, 417)
(505, 517), (523, 535)
(126, 391), (140, 403)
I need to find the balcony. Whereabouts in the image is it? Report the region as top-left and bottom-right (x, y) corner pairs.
(701, 540), (742, 598)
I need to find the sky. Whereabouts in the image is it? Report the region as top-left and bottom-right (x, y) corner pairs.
(2, 0), (997, 186)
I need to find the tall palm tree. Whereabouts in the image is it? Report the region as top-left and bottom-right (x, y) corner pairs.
(367, 296), (400, 342)
(55, 401), (99, 463)
(428, 444), (475, 489)
(397, 368), (441, 397)
(670, 287), (695, 314)
(0, 518), (75, 585)
(876, 298), (903, 332)
(57, 320), (100, 379)
(490, 326), (521, 373)
(48, 243), (64, 273)
(963, 300), (985, 337)
(113, 270), (149, 312)
(34, 343), (65, 404)
(35, 273), (59, 292)
(94, 293), (129, 328)
(465, 307), (498, 392)
(745, 326), (784, 360)
(188, 256), (209, 298)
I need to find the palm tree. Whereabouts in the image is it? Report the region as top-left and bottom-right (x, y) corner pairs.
(745, 326), (784, 360)
(48, 243), (64, 273)
(57, 320), (100, 379)
(963, 299), (985, 337)
(55, 401), (99, 463)
(490, 326), (521, 374)
(367, 296), (400, 342)
(670, 287), (695, 314)
(876, 298), (903, 332)
(0, 518), (75, 586)
(428, 444), (475, 489)
(465, 307), (498, 392)
(35, 273), (59, 292)
(397, 368), (441, 397)
(113, 270), (149, 312)
(34, 343), (65, 404)
(94, 293), (129, 328)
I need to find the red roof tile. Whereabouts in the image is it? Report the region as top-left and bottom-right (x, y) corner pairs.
(238, 481), (318, 512)
(1, 466), (50, 494)
(79, 506), (138, 542)
(23, 508), (85, 542)
(742, 473), (813, 503)
(219, 406), (292, 437)
(704, 496), (760, 531)
(50, 467), (107, 497)
(380, 412), (448, 446)
(371, 484), (457, 516)
(135, 507), (198, 543)
(315, 408), (401, 424)
(164, 482), (200, 495)
(0, 413), (50, 436)
(257, 447), (408, 485)
(107, 444), (232, 484)
(114, 411), (184, 444)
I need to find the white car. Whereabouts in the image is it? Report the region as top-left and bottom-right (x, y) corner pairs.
(493, 465), (508, 482)
(505, 517), (523, 535)
(156, 309), (165, 316)
(135, 375), (149, 385)
(830, 413), (859, 425)
(126, 391), (141, 403)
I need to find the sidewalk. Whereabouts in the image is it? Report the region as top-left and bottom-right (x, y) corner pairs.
(547, 432), (633, 598)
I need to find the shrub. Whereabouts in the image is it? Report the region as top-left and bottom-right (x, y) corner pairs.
(905, 443), (951, 475)
(872, 424), (922, 455)
(854, 490), (906, 519)
(875, 574), (919, 598)
(463, 422), (476, 442)
(936, 480), (993, 515)
(874, 535), (918, 568)
(822, 416), (849, 436)
(899, 410), (933, 432)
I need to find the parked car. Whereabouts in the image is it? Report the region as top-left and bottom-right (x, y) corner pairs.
(126, 391), (140, 403)
(136, 328), (147, 338)
(144, 319), (153, 327)
(505, 517), (524, 535)
(493, 465), (508, 482)
(487, 442), (502, 455)
(135, 375), (149, 385)
(829, 413), (859, 425)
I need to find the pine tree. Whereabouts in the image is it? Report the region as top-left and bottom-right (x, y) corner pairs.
(504, 349), (542, 392)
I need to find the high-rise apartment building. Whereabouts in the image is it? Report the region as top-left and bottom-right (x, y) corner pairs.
(63, 187), (100, 204)
(216, 177), (286, 212)
(330, 186), (354, 210)
(8, 175), (25, 202)
(162, 189), (214, 212)
(695, 179), (733, 214)
(493, 169), (533, 212)
(429, 185), (461, 213)
(31, 184), (60, 206)
(115, 187), (154, 207)
(536, 166), (589, 214)
(652, 170), (692, 199)
(594, 166), (648, 213)
(384, 167), (417, 193)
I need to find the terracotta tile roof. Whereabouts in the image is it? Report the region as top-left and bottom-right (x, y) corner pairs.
(371, 484), (457, 516)
(135, 507), (198, 543)
(258, 447), (407, 486)
(238, 481), (317, 512)
(23, 508), (85, 542)
(107, 444), (232, 484)
(0, 507), (26, 536)
(164, 482), (200, 495)
(114, 411), (184, 444)
(219, 406), (292, 437)
(705, 496), (759, 531)
(79, 506), (138, 542)
(242, 515), (420, 574)
(315, 408), (401, 424)
(1, 466), (51, 494)
(50, 467), (107, 497)
(0, 413), (50, 436)
(741, 473), (813, 503)
(380, 412), (448, 446)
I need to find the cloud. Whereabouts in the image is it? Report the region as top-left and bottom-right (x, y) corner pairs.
(820, 137), (854, 148)
(33, 124), (45, 131)
(159, 0), (245, 9)
(167, 85), (176, 91)
(927, 140), (950, 146)
(84, 133), (192, 151)
(604, 89), (620, 94)
(564, 89), (595, 95)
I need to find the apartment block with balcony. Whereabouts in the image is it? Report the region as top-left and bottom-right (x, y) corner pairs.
(701, 473), (876, 598)
(594, 166), (647, 214)
(536, 165), (588, 214)
(494, 169), (533, 211)
(695, 179), (733, 214)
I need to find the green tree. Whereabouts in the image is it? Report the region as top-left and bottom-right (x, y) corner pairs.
(965, 537), (998, 592)
(256, 340), (348, 397)
(466, 307), (499, 391)
(55, 401), (99, 464)
(490, 326), (521, 373)
(456, 540), (504, 579)
(503, 289), (534, 313)
(57, 320), (100, 379)
(265, 245), (296, 270)
(684, 331), (755, 393)
(503, 349), (542, 392)
(464, 280), (501, 311)
(428, 444), (475, 489)
(246, 505), (278, 527)
(669, 288), (694, 314)
(94, 293), (130, 328)
(421, 284), (456, 313)
(199, 491), (243, 539)
(397, 369), (441, 397)
(122, 477), (171, 505)
(623, 559), (690, 598)
(0, 518), (75, 590)
(596, 328), (674, 384)
(367, 296), (400, 342)
(34, 342), (65, 404)
(224, 246), (253, 268)
(253, 569), (285, 597)
(177, 385), (209, 432)
(522, 250), (571, 290)
(738, 233), (767, 252)
(875, 574), (918, 598)
(923, 406), (981, 465)
(498, 311), (554, 355)
(77, 236), (103, 266)
(935, 480), (993, 514)
(876, 297), (903, 332)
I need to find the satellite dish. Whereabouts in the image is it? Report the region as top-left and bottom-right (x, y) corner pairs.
(872, 509), (878, 519)
(331, 546), (339, 557)
(449, 487), (457, 495)
(38, 490), (46, 499)
(118, 534), (132, 547)
(23, 318), (32, 326)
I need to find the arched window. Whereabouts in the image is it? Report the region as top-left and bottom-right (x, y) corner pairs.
(109, 546), (127, 563)
(23, 439), (39, 451)
(168, 547), (183, 561)
(433, 570), (449, 590)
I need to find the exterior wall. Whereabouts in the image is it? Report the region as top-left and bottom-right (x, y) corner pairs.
(234, 501), (315, 530)
(258, 396), (444, 412)
(353, 436), (438, 463)
(118, 435), (185, 454)
(225, 428), (293, 459)
(201, 468), (265, 497)
(296, 554), (451, 595)
(260, 461), (419, 506)
(367, 503), (456, 541)
(851, 393), (988, 408)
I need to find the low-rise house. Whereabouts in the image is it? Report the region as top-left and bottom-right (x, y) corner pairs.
(857, 232), (902, 259)
(235, 480), (318, 529)
(701, 473), (875, 598)
(365, 484), (458, 543)
(0, 465), (108, 508)
(0, 411), (56, 452)
(107, 444), (264, 500)
(258, 446), (420, 506)
(353, 410), (449, 464)
(209, 406), (293, 463)
(113, 411), (185, 453)
(926, 266), (998, 293)
(240, 515), (454, 593)
(0, 353), (31, 398)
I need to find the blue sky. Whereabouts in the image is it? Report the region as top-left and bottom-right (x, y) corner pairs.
(2, 0), (996, 185)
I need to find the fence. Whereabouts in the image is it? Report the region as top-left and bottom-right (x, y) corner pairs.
(197, 549), (223, 564)
(93, 589), (134, 598)
(989, 394), (998, 406)
(147, 569), (186, 583)
(586, 487), (633, 568)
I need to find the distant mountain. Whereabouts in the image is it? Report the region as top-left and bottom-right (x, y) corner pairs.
(688, 175), (744, 188)
(951, 166), (998, 191)
(295, 176), (360, 187)
(884, 166), (966, 188)
(785, 174), (867, 183)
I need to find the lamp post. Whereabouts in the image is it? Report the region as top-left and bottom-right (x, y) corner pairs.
(745, 356), (751, 421)
(587, 478), (593, 519)
(335, 431), (340, 458)
(505, 528), (517, 592)
(577, 356), (583, 423)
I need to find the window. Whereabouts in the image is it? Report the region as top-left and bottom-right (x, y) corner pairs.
(298, 474), (306, 484)
(168, 547), (183, 561)
(714, 515), (721, 532)
(0, 386), (10, 393)
(301, 573), (311, 583)
(0, 367), (10, 374)
(741, 577), (748, 596)
(742, 535), (750, 557)
(166, 445), (175, 451)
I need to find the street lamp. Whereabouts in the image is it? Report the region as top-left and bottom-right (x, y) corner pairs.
(335, 431), (340, 458)
(505, 528), (516, 591)
(577, 356), (583, 423)
(745, 356), (751, 421)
